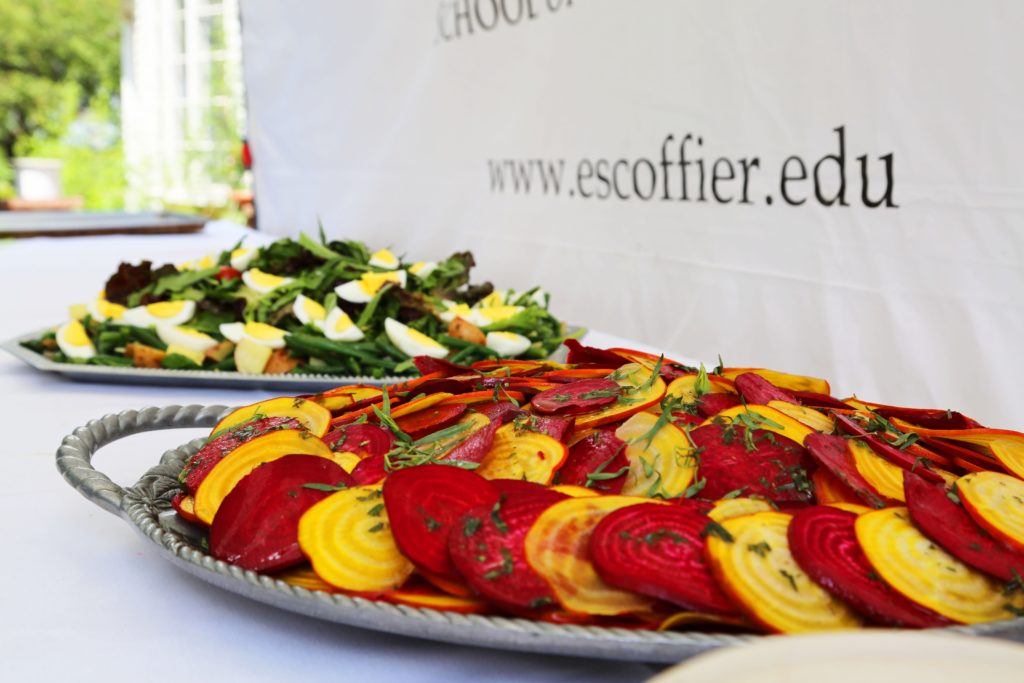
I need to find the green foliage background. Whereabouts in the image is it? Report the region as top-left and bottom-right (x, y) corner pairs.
(0, 0), (124, 206)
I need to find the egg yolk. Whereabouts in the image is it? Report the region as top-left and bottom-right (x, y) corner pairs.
(331, 312), (355, 332)
(96, 299), (126, 320)
(248, 268), (289, 289)
(406, 327), (446, 350)
(409, 262), (431, 275)
(360, 271), (403, 293)
(446, 303), (472, 319)
(475, 306), (521, 323)
(478, 291), (506, 308)
(244, 322), (286, 341)
(490, 332), (521, 342)
(369, 249), (398, 268)
(64, 320), (91, 346)
(300, 298), (327, 321)
(147, 301), (189, 319)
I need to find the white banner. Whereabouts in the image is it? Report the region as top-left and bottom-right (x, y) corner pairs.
(241, 1), (1024, 427)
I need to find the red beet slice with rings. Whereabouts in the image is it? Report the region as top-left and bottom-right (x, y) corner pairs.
(788, 506), (953, 628)
(589, 503), (740, 617)
(563, 339), (628, 368)
(448, 490), (569, 612)
(903, 472), (1024, 582)
(833, 413), (945, 484)
(793, 391), (855, 411)
(413, 355), (474, 376)
(733, 372), (798, 406)
(322, 422), (394, 457)
(869, 404), (983, 430)
(350, 453), (387, 485)
(690, 423), (815, 503)
(531, 378), (621, 416)
(521, 414), (575, 443)
(804, 434), (895, 509)
(383, 464), (500, 580)
(394, 403), (468, 440)
(555, 429), (629, 495)
(209, 454), (354, 572)
(180, 416), (302, 495)
(474, 400), (522, 425)
(695, 393), (743, 418)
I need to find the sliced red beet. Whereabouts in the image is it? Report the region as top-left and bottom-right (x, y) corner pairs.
(920, 436), (1003, 472)
(670, 498), (716, 515)
(322, 422), (394, 457)
(833, 413), (944, 484)
(903, 472), (1024, 581)
(690, 423), (814, 503)
(531, 378), (621, 415)
(474, 400), (522, 425)
(563, 339), (628, 368)
(670, 411), (705, 427)
(804, 434), (893, 509)
(382, 464), (500, 580)
(448, 491), (568, 612)
(788, 506), (953, 628)
(695, 393), (743, 418)
(394, 403), (468, 440)
(209, 454), (354, 573)
(442, 418), (502, 464)
(555, 429), (629, 494)
(413, 355), (473, 376)
(350, 453), (387, 485)
(589, 503), (740, 617)
(733, 372), (798, 405)
(793, 391), (855, 411)
(522, 414), (574, 442)
(180, 416), (302, 495)
(869, 404), (983, 430)
(489, 479), (567, 502)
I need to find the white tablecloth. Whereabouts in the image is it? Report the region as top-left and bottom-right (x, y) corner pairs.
(0, 222), (659, 682)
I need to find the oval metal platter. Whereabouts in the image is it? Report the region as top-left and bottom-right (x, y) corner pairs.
(56, 405), (1024, 664)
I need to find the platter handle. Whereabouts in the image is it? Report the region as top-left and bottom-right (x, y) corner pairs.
(56, 404), (229, 516)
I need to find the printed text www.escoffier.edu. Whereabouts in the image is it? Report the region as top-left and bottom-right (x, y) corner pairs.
(487, 127), (897, 208)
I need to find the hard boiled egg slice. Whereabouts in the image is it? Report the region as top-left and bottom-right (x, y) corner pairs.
(230, 247), (255, 271)
(121, 300), (196, 328)
(293, 294), (327, 326)
(477, 291), (506, 309)
(439, 302), (473, 323)
(218, 321), (287, 349)
(384, 318), (448, 359)
(219, 322), (245, 343)
(56, 320), (96, 360)
(157, 325), (219, 355)
(242, 268), (293, 294)
(335, 270), (408, 304)
(368, 248), (399, 269)
(409, 261), (438, 279)
(178, 255), (216, 271)
(318, 308), (365, 341)
(86, 296), (126, 323)
(469, 305), (523, 327)
(485, 331), (532, 358)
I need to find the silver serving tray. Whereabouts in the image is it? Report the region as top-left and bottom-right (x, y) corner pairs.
(7, 327), (576, 392)
(56, 405), (1024, 663)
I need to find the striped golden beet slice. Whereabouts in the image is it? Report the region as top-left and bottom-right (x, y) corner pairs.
(855, 507), (1024, 624)
(573, 363), (666, 430)
(704, 511), (862, 633)
(849, 439), (906, 502)
(614, 411), (697, 498)
(720, 368), (830, 395)
(210, 396), (331, 438)
(524, 495), (656, 616)
(956, 471), (1024, 552)
(700, 404), (815, 446)
(297, 484), (414, 593)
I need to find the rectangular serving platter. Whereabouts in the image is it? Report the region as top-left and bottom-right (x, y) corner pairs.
(3, 327), (576, 392)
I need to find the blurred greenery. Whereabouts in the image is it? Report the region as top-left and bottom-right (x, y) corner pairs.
(0, 0), (123, 206)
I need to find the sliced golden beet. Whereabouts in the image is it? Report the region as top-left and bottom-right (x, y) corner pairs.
(475, 423), (568, 484)
(389, 392), (454, 419)
(827, 502), (873, 514)
(383, 583), (489, 614)
(297, 484), (414, 593)
(658, 611), (749, 631)
(524, 495), (656, 615)
(211, 396), (331, 438)
(550, 484), (601, 498)
(766, 401), (834, 433)
(573, 363), (666, 430)
(888, 422), (1024, 479)
(614, 411), (697, 498)
(708, 497), (775, 522)
(311, 385), (383, 413)
(704, 511), (862, 633)
(438, 390), (526, 406)
(274, 565), (341, 593)
(849, 439), (906, 502)
(194, 430), (335, 524)
(957, 471), (1024, 552)
(664, 374), (735, 404)
(855, 507), (1024, 623)
(720, 368), (830, 395)
(701, 404), (815, 446)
